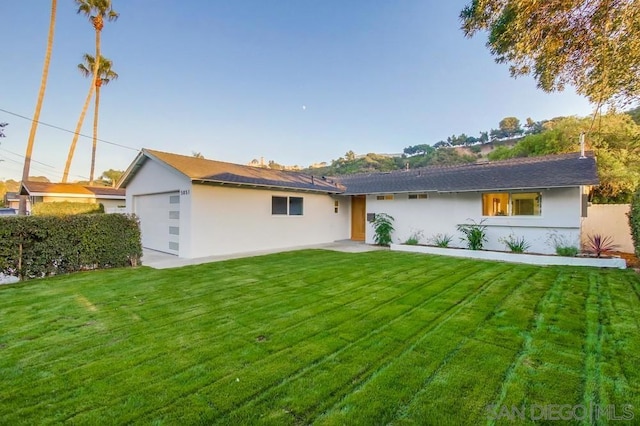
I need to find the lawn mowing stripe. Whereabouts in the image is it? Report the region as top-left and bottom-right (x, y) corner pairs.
(485, 268), (591, 423)
(481, 268), (563, 426)
(582, 272), (604, 418)
(185, 263), (516, 424)
(7, 253), (478, 420)
(131, 262), (512, 424)
(378, 267), (551, 425)
(596, 271), (640, 418)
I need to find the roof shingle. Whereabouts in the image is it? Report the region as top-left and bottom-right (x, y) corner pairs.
(336, 152), (599, 194)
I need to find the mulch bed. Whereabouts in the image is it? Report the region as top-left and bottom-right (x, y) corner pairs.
(612, 251), (640, 270)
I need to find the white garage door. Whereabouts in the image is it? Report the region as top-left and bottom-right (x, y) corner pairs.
(135, 192), (180, 255)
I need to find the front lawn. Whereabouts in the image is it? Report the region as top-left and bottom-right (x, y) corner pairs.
(1, 250), (638, 424)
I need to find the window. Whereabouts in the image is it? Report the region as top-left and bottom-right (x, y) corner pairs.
(334, 200), (339, 213)
(482, 192), (541, 216)
(376, 194), (394, 200)
(272, 196), (288, 215)
(169, 195), (180, 204)
(289, 197), (303, 215)
(408, 193), (428, 200)
(272, 196), (304, 216)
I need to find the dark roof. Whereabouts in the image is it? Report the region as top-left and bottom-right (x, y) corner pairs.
(336, 152), (599, 194)
(119, 149), (345, 193)
(20, 182), (125, 198)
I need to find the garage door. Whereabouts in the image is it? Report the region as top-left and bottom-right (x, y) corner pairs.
(134, 192), (180, 255)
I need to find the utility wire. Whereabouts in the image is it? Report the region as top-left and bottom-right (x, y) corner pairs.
(0, 107), (140, 151)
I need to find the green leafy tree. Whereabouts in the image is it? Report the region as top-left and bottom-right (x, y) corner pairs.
(101, 169), (124, 187)
(461, 0), (640, 107)
(75, 0), (119, 185)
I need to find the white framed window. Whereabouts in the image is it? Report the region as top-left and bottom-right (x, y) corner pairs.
(408, 193), (428, 200)
(376, 194), (394, 201)
(272, 196), (304, 216)
(482, 192), (542, 216)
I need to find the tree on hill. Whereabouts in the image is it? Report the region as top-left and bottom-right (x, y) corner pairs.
(461, 0), (640, 108)
(101, 169), (123, 187)
(627, 106), (640, 125)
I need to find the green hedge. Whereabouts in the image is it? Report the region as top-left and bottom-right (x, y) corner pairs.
(0, 214), (142, 280)
(32, 201), (104, 216)
(629, 189), (640, 257)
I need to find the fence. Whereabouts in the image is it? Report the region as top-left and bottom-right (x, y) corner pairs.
(583, 204), (634, 253)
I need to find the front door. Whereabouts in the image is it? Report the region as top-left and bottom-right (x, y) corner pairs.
(351, 195), (366, 241)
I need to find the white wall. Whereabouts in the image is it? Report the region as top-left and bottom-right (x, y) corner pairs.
(189, 185), (350, 258)
(365, 187), (582, 255)
(124, 158), (193, 257)
(582, 204), (634, 253)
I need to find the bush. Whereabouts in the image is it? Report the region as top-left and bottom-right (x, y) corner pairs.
(429, 233), (453, 248)
(32, 202), (104, 216)
(500, 234), (530, 253)
(583, 234), (619, 258)
(373, 213), (394, 246)
(556, 246), (579, 257)
(404, 229), (423, 245)
(0, 214), (142, 280)
(629, 189), (640, 257)
(457, 219), (488, 250)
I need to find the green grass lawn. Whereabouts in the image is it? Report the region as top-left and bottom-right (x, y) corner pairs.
(1, 250), (639, 425)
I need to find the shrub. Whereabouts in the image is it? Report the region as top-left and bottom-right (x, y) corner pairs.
(629, 189), (640, 257)
(373, 213), (394, 246)
(0, 214), (142, 280)
(556, 246), (579, 257)
(404, 229), (423, 245)
(584, 234), (619, 258)
(546, 231), (579, 257)
(31, 201), (104, 216)
(429, 233), (453, 248)
(500, 234), (530, 253)
(456, 219), (488, 250)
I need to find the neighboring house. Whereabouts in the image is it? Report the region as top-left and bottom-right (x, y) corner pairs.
(19, 182), (126, 213)
(119, 149), (598, 258)
(3, 192), (20, 210)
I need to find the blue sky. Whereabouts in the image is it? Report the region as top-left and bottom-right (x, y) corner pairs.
(0, 1), (594, 182)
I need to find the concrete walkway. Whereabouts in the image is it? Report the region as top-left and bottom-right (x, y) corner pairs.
(141, 240), (386, 269)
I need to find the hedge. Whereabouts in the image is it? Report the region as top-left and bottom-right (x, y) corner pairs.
(32, 201), (104, 216)
(0, 214), (142, 280)
(629, 189), (640, 257)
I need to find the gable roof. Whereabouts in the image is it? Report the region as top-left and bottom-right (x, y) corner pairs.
(336, 152), (599, 195)
(118, 149), (345, 194)
(20, 182), (125, 199)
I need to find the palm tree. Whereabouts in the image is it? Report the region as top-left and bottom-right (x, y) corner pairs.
(62, 54), (118, 183)
(20, 0), (57, 215)
(74, 0), (118, 185)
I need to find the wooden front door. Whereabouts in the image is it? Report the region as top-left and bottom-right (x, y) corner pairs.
(351, 195), (366, 241)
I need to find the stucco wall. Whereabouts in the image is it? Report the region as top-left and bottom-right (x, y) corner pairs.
(582, 204), (633, 253)
(189, 185), (350, 258)
(364, 187), (582, 255)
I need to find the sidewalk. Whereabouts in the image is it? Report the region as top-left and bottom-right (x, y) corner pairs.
(141, 240), (386, 269)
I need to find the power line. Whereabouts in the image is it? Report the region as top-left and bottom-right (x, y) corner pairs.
(0, 107), (140, 151)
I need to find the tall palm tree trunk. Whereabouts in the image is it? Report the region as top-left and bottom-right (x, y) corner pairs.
(88, 16), (102, 185)
(62, 81), (95, 182)
(89, 84), (101, 185)
(20, 0), (57, 214)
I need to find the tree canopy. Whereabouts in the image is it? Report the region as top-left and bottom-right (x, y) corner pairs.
(461, 0), (640, 107)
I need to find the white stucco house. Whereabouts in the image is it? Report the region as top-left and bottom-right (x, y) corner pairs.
(19, 181), (126, 213)
(119, 149), (598, 258)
